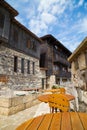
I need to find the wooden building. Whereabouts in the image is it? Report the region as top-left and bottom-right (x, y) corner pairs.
(0, 0), (43, 90)
(40, 34), (71, 88)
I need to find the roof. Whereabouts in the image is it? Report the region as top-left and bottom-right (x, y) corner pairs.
(0, 0), (18, 16)
(68, 37), (87, 62)
(40, 34), (72, 55)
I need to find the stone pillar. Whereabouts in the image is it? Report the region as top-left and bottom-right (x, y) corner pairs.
(60, 77), (62, 85)
(49, 75), (56, 89)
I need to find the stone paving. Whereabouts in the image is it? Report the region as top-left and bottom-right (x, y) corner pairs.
(0, 102), (50, 130)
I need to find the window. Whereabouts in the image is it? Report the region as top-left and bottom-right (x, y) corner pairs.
(40, 53), (46, 67)
(32, 62), (35, 74)
(27, 39), (37, 51)
(0, 13), (4, 28)
(27, 60), (30, 74)
(54, 45), (58, 50)
(75, 59), (79, 70)
(13, 29), (18, 42)
(21, 58), (24, 73)
(14, 56), (18, 72)
(27, 39), (31, 48)
(32, 40), (37, 51)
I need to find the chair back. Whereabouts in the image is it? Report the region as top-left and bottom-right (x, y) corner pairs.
(60, 88), (66, 94)
(49, 94), (70, 112)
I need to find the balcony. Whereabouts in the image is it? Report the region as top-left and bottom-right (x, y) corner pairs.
(53, 70), (71, 78)
(53, 54), (70, 66)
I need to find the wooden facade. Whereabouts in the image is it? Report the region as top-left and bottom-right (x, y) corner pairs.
(40, 35), (71, 85)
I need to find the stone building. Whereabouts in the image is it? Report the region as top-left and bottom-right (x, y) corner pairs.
(68, 37), (87, 111)
(0, 0), (45, 90)
(40, 34), (71, 88)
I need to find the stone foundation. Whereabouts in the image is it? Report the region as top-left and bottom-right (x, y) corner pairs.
(0, 93), (41, 116)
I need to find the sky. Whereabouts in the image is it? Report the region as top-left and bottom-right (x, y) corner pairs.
(6, 0), (87, 52)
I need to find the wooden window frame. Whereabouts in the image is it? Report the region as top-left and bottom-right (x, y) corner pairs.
(27, 39), (37, 51)
(27, 39), (31, 49)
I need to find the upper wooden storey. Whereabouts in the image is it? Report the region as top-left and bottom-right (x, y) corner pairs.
(40, 35), (71, 76)
(40, 34), (71, 67)
(0, 0), (42, 59)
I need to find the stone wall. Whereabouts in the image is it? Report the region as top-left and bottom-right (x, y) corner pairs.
(46, 75), (56, 89)
(70, 51), (87, 112)
(0, 44), (45, 90)
(71, 52), (87, 89)
(39, 69), (46, 89)
(0, 93), (41, 116)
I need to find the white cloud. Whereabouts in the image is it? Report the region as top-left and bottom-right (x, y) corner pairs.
(84, 2), (87, 9)
(78, 0), (84, 6)
(38, 0), (71, 15)
(41, 12), (57, 24)
(79, 17), (87, 33)
(25, 8), (36, 20)
(28, 19), (48, 35)
(27, 0), (73, 36)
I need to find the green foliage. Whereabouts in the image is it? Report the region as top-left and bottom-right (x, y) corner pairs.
(52, 85), (57, 89)
(52, 85), (63, 89)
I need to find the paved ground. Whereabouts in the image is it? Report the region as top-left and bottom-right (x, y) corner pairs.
(0, 102), (50, 130)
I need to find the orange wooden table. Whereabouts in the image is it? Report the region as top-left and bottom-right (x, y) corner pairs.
(38, 93), (75, 103)
(16, 112), (87, 130)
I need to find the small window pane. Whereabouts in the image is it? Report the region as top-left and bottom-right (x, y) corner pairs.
(32, 62), (35, 74)
(21, 58), (24, 73)
(14, 56), (18, 72)
(27, 60), (30, 74)
(0, 13), (4, 28)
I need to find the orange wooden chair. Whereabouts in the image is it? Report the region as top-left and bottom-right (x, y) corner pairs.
(48, 94), (70, 113)
(60, 88), (66, 94)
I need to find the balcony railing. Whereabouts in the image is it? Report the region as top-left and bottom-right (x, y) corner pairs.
(53, 55), (70, 66)
(53, 70), (71, 78)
